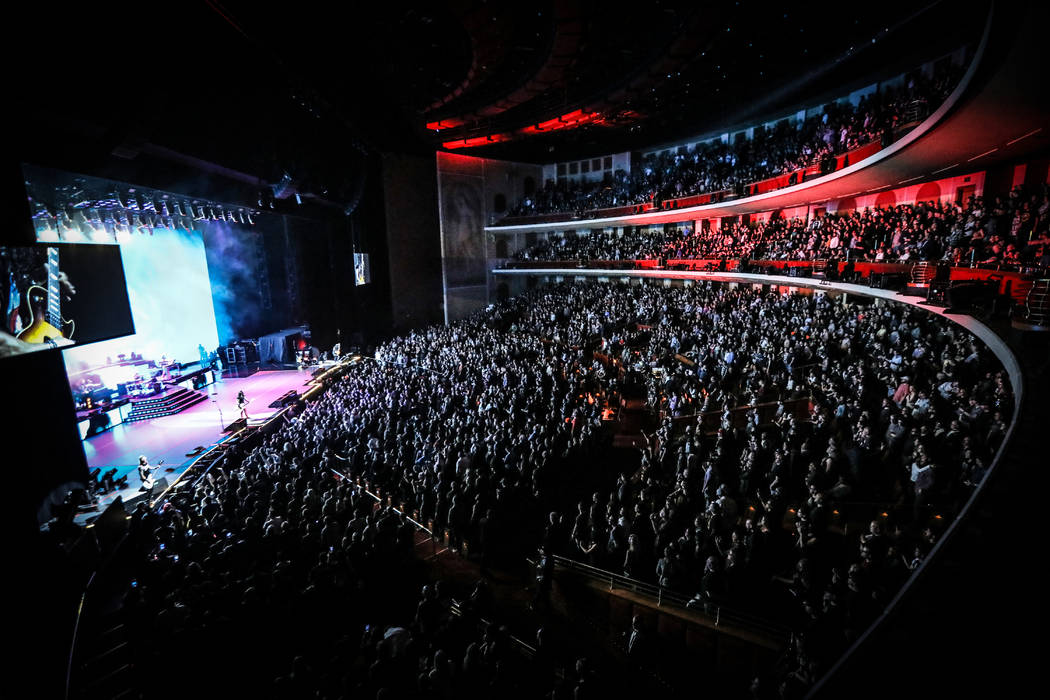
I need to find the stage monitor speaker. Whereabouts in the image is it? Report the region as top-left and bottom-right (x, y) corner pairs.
(269, 390), (300, 408)
(224, 417), (248, 433)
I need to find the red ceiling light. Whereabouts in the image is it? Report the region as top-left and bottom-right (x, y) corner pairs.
(427, 118), (466, 131)
(444, 109), (607, 148)
(442, 133), (513, 149)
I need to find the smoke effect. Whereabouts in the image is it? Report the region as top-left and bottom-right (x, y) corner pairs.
(203, 220), (269, 345)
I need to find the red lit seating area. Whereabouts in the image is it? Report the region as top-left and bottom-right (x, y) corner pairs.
(502, 62), (962, 224)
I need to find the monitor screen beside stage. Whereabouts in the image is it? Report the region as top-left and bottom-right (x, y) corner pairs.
(1, 243), (134, 357)
(354, 252), (371, 285)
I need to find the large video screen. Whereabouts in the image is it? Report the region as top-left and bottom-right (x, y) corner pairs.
(1, 243), (134, 357)
(62, 225), (220, 377)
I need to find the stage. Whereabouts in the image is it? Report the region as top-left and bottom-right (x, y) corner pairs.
(77, 367), (314, 521)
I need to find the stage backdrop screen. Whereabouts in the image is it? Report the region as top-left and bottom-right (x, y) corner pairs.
(1, 243), (134, 356)
(62, 226), (220, 375)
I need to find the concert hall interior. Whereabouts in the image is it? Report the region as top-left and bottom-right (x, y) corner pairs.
(8, 2), (1050, 699)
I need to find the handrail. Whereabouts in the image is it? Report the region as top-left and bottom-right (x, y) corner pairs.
(551, 554), (791, 643)
(448, 599), (537, 659)
(503, 257), (1046, 277)
(663, 395), (813, 430)
(330, 467), (434, 536)
(64, 571), (96, 700)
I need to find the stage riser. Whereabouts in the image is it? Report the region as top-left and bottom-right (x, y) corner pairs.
(129, 387), (193, 408)
(126, 391), (207, 422)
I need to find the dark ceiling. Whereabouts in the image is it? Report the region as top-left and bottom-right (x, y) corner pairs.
(9, 0), (992, 203)
(206, 0), (991, 160)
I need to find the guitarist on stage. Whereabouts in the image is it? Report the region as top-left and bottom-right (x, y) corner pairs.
(138, 455), (160, 493)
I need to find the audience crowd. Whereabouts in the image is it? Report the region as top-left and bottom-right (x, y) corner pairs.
(111, 275), (1010, 698)
(514, 185), (1050, 270)
(509, 65), (962, 218)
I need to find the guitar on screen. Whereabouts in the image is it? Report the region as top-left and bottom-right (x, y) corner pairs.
(16, 246), (75, 347)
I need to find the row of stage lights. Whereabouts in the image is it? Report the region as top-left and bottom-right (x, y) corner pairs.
(32, 190), (259, 243)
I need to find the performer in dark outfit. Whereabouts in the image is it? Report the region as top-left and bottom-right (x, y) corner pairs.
(138, 455), (157, 493)
(237, 390), (250, 419)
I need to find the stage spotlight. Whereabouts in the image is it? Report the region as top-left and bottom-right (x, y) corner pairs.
(173, 201), (184, 217)
(58, 208), (76, 233)
(74, 210), (93, 237)
(295, 192), (302, 205)
(113, 213), (130, 240)
(194, 204), (206, 221)
(247, 212), (255, 225)
(238, 209), (246, 224)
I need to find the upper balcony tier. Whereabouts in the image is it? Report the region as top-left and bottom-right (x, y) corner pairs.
(487, 6), (1050, 233)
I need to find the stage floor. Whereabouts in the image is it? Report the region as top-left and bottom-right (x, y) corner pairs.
(83, 368), (313, 478)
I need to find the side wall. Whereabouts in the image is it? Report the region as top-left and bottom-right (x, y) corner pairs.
(436, 152), (543, 322)
(381, 153), (445, 331)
